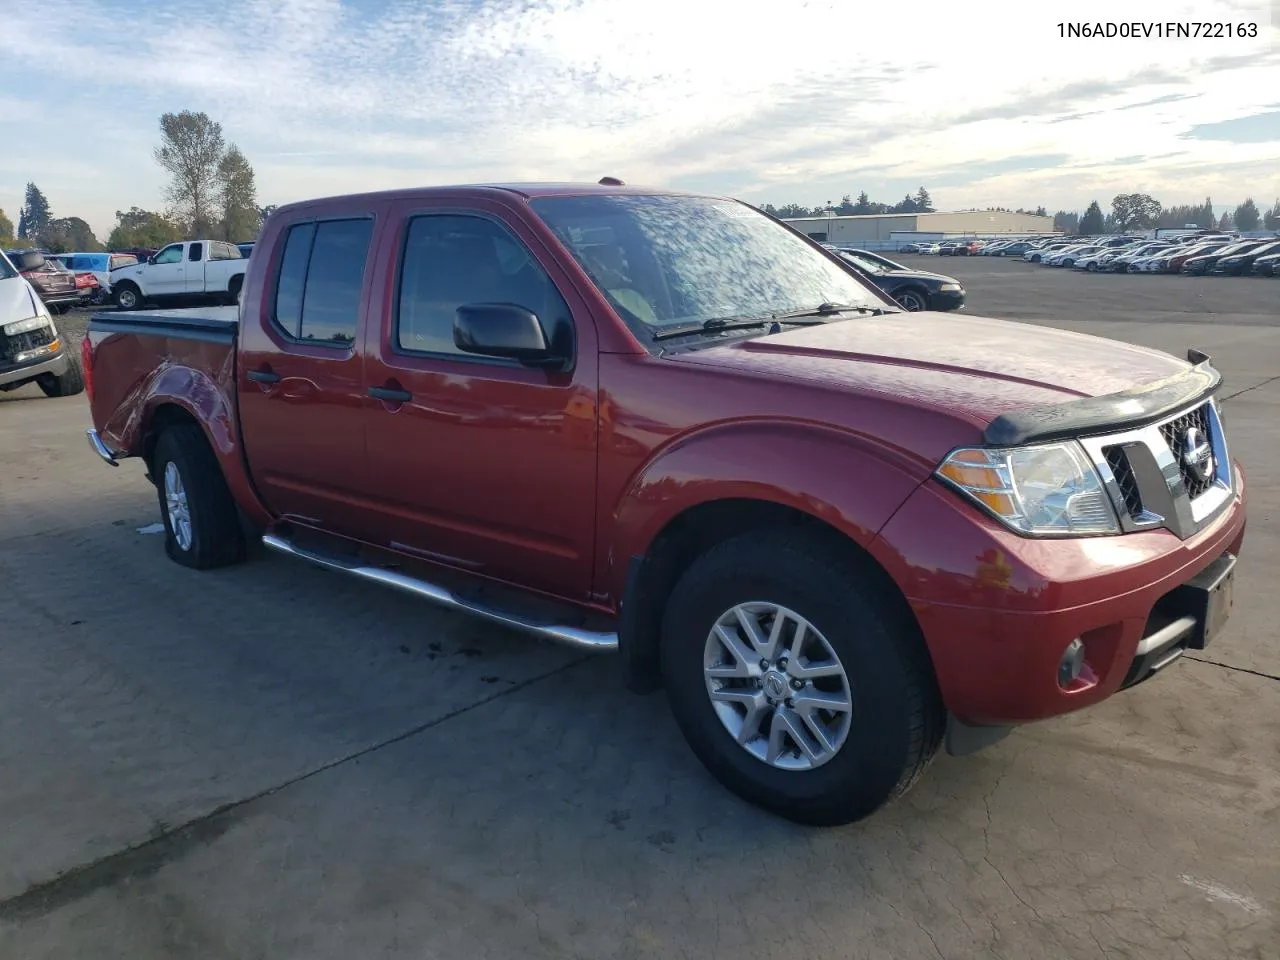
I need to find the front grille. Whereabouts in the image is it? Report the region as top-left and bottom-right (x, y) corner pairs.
(1159, 404), (1216, 500)
(1104, 446), (1144, 515)
(0, 326), (56, 364)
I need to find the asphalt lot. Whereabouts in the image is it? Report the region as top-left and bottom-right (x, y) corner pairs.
(1, 258), (1277, 959)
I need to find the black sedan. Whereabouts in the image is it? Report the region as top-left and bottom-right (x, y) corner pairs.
(1252, 251), (1280, 276)
(1211, 239), (1280, 276)
(832, 248), (965, 311)
(1182, 239), (1270, 275)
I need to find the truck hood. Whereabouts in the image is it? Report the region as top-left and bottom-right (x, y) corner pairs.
(0, 275), (42, 323)
(667, 311), (1191, 439)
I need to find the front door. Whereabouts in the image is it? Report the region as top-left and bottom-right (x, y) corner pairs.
(360, 204), (600, 602)
(236, 208), (383, 536)
(147, 243), (187, 294)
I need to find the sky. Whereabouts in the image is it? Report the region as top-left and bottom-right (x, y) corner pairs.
(1, 0), (1278, 240)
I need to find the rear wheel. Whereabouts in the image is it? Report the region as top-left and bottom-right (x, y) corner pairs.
(226, 275), (244, 306)
(659, 529), (944, 826)
(151, 424), (246, 569)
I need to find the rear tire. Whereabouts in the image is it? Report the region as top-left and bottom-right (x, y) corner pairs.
(659, 528), (944, 826)
(37, 352), (85, 397)
(226, 275), (244, 306)
(151, 424), (246, 569)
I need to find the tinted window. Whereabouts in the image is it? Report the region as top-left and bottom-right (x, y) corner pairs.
(396, 214), (570, 357)
(188, 242), (203, 262)
(272, 219), (372, 345)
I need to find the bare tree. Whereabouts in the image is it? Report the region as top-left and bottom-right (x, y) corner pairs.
(154, 111), (225, 235)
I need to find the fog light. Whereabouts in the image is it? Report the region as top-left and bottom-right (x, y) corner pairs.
(1058, 638), (1085, 688)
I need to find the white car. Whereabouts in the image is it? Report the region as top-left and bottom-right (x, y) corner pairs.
(916, 243), (941, 255)
(0, 250), (84, 398)
(47, 251), (139, 304)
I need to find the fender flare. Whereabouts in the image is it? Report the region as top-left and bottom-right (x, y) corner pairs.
(607, 419), (928, 589)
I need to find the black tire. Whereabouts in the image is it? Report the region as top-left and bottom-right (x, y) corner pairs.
(1030, 254), (1042, 263)
(227, 274), (244, 305)
(114, 282), (142, 311)
(894, 288), (929, 312)
(151, 423), (246, 569)
(659, 529), (944, 826)
(1086, 262), (1097, 272)
(37, 351), (85, 397)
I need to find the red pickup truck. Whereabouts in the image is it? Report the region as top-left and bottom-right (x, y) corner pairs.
(82, 182), (1247, 825)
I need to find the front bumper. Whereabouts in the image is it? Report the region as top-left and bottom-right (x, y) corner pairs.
(927, 289), (965, 311)
(0, 345), (69, 389)
(874, 465), (1247, 728)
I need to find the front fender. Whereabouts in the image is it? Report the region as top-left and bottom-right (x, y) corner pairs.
(605, 419), (929, 598)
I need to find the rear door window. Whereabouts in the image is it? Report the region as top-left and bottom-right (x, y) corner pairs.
(272, 218), (373, 346)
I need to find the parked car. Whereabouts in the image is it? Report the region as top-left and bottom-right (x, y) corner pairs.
(82, 181), (1246, 827)
(916, 242), (942, 255)
(47, 252), (139, 304)
(1164, 242), (1232, 274)
(1181, 240), (1271, 276)
(236, 243), (255, 258)
(2, 249), (84, 312)
(1250, 250), (1280, 276)
(832, 249), (965, 311)
(0, 250), (85, 397)
(109, 239), (247, 310)
(1210, 239), (1280, 276)
(1044, 244), (1103, 268)
(1023, 243), (1072, 263)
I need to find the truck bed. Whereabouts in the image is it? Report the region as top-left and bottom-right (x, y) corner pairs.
(89, 305), (240, 344)
(85, 306), (241, 463)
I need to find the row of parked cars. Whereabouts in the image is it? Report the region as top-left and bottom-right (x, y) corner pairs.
(0, 242), (257, 313)
(1016, 233), (1280, 276)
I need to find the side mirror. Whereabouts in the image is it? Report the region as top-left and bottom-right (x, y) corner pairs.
(453, 302), (568, 370)
(12, 251), (45, 272)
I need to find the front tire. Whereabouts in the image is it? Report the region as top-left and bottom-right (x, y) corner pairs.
(114, 283), (142, 311)
(659, 529), (944, 826)
(37, 351), (85, 397)
(894, 288), (928, 312)
(151, 424), (246, 569)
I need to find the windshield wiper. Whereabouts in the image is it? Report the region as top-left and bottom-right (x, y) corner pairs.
(651, 303), (890, 342)
(772, 301), (893, 319)
(651, 315), (821, 342)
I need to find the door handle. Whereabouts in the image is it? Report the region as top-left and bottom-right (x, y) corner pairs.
(368, 385), (412, 403)
(247, 369), (280, 384)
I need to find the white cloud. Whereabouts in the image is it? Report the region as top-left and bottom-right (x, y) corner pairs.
(0, 0), (1277, 240)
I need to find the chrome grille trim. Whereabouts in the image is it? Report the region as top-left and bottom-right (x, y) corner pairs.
(1078, 397), (1232, 540)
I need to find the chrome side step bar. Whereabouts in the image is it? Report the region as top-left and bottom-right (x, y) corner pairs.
(261, 533), (618, 652)
(87, 428), (119, 466)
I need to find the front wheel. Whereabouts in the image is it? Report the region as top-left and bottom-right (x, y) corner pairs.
(152, 424), (246, 569)
(114, 284), (142, 311)
(37, 351), (85, 397)
(894, 288), (928, 312)
(660, 529), (944, 826)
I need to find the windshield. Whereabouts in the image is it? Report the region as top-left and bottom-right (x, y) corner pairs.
(0, 252), (16, 281)
(839, 251), (887, 274)
(529, 194), (888, 334)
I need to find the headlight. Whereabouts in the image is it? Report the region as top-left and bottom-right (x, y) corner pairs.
(3, 315), (52, 336)
(936, 443), (1119, 536)
(938, 282), (962, 292)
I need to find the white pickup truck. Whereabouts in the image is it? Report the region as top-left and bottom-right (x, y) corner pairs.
(109, 240), (247, 311)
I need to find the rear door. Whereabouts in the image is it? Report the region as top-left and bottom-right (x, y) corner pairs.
(236, 200), (387, 535)
(357, 198), (601, 601)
